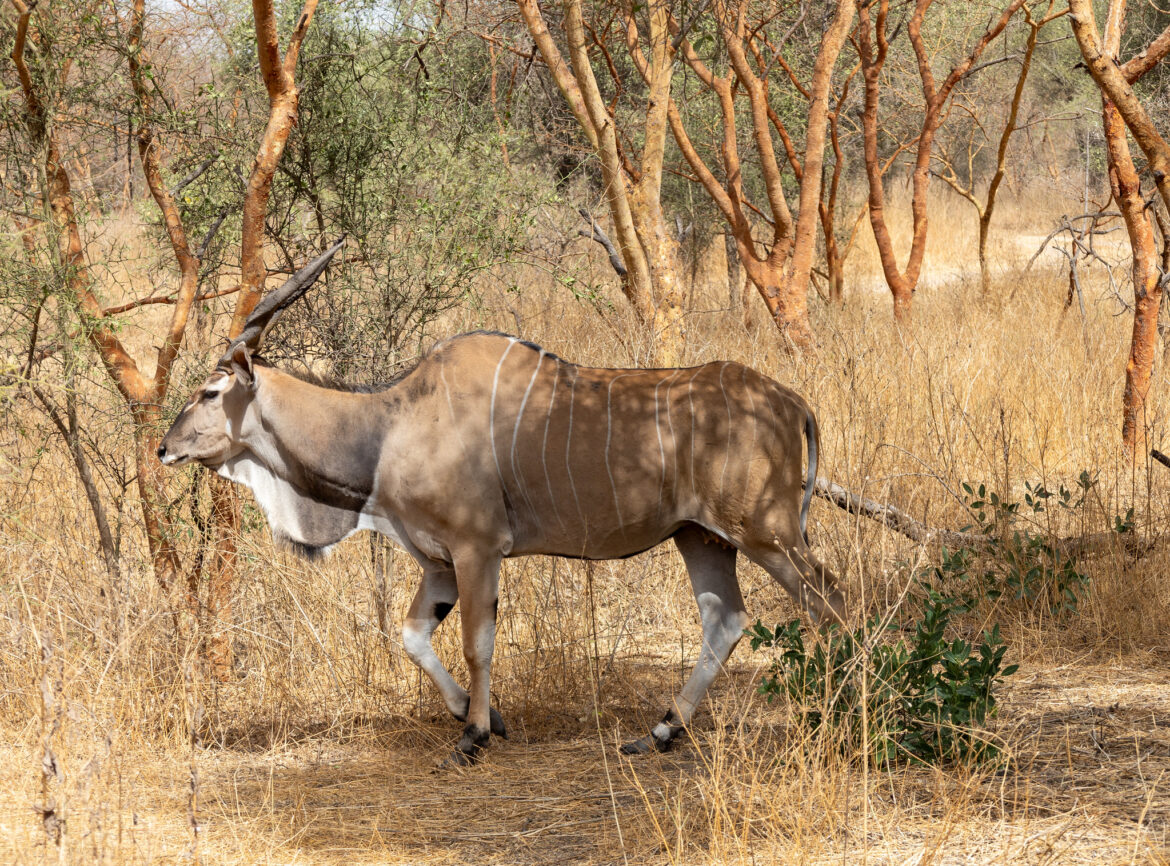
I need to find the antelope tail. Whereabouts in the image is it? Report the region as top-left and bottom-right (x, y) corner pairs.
(800, 407), (819, 547)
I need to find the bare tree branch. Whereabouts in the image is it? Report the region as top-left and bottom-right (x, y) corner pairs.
(196, 206), (230, 260)
(100, 284), (242, 317)
(170, 150), (220, 198)
(577, 207), (627, 277)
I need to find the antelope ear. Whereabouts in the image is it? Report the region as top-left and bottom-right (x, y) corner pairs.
(230, 343), (255, 389)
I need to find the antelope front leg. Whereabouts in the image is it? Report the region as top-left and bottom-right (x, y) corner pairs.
(444, 550), (503, 767)
(402, 565), (507, 740)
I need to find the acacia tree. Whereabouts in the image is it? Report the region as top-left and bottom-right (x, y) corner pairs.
(659, 0), (856, 345)
(517, 0), (854, 348)
(856, 0), (1026, 320)
(933, 1), (1066, 294)
(9, 0), (209, 606)
(517, 0), (687, 364)
(1068, 0), (1170, 454)
(9, 0), (321, 669)
(204, 0), (320, 676)
(818, 58), (868, 303)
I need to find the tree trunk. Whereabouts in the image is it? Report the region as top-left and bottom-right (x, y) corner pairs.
(628, 183), (686, 365)
(1103, 101), (1161, 453)
(132, 408), (185, 601)
(1068, 0), (1170, 455)
(43, 112), (186, 607)
(520, 0), (686, 364)
(784, 0), (855, 315)
(858, 1), (914, 318)
(666, 0), (854, 348)
(211, 0), (321, 677)
(738, 252), (815, 346)
(978, 212), (992, 295)
(820, 203), (845, 304)
(827, 255), (845, 304)
(740, 267), (754, 329)
(860, 0), (1024, 319)
(890, 278), (914, 323)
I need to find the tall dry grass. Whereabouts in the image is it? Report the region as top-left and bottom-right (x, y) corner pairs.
(2, 193), (1170, 864)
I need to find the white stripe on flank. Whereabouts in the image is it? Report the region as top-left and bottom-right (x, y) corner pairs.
(605, 372), (638, 532)
(666, 370), (681, 500)
(542, 359), (567, 534)
(654, 370), (682, 519)
(764, 384), (782, 456)
(489, 339), (518, 487)
(564, 371), (586, 534)
(687, 368), (703, 504)
(718, 362), (732, 501)
(511, 349), (545, 520)
(741, 366), (757, 497)
(440, 361), (470, 456)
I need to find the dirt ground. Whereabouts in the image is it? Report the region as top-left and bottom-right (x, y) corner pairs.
(2, 654), (1167, 865)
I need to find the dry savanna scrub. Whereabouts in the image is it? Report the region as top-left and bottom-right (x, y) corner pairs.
(3, 197), (1170, 864)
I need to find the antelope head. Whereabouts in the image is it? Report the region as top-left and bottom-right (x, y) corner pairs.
(158, 238), (345, 468)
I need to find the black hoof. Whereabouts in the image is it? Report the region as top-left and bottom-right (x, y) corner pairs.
(437, 748), (477, 769)
(619, 733), (673, 755)
(436, 722), (489, 769)
(490, 707), (508, 739)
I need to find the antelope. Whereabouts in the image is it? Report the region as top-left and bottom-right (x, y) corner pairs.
(159, 240), (846, 765)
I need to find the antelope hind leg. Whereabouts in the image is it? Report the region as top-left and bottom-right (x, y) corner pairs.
(402, 566), (507, 754)
(749, 545), (846, 627)
(621, 526), (748, 755)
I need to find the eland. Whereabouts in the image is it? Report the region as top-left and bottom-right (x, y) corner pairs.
(159, 240), (846, 765)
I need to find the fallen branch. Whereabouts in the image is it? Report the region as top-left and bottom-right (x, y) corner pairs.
(1152, 449), (1170, 470)
(813, 477), (1139, 558)
(814, 478), (981, 549)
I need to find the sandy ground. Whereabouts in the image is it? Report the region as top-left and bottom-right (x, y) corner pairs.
(1, 656), (1168, 865)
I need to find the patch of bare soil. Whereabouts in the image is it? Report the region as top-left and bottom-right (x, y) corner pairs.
(4, 657), (1167, 864)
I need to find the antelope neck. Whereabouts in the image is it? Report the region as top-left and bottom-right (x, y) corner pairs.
(245, 367), (395, 511)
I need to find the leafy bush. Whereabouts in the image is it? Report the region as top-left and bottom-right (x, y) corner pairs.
(748, 592), (1018, 767)
(921, 474), (1121, 616)
(962, 476), (1094, 613)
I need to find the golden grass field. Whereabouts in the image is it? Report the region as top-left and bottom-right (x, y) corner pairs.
(3, 191), (1170, 864)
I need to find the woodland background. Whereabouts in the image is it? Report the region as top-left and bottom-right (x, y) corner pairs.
(4, 0), (1170, 862)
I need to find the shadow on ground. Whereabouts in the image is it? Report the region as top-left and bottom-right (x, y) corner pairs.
(189, 660), (1170, 863)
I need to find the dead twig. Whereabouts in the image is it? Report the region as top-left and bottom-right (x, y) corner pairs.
(170, 149), (220, 198)
(1024, 211), (1121, 274)
(577, 207), (627, 277)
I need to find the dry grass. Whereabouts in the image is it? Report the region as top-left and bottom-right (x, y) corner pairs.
(3, 194), (1170, 864)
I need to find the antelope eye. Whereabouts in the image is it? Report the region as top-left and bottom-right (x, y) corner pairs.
(200, 389), (219, 402)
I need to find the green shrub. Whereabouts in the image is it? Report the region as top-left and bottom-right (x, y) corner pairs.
(919, 473), (1128, 616)
(959, 476), (1094, 613)
(748, 592), (1018, 767)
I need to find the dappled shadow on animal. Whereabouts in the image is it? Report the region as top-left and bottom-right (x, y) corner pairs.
(159, 240), (846, 767)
